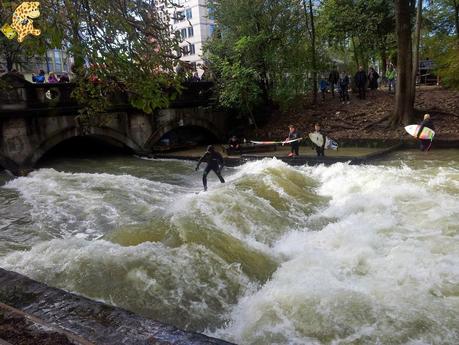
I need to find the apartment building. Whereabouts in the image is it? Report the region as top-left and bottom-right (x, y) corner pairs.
(162, 0), (215, 74)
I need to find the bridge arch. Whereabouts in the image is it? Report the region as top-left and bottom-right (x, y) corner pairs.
(25, 127), (144, 168)
(0, 154), (20, 174)
(145, 118), (224, 149)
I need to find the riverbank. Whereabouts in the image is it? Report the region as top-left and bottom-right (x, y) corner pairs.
(250, 86), (459, 142)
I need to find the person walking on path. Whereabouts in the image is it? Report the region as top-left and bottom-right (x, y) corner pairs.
(338, 72), (350, 104)
(319, 76), (329, 102)
(368, 67), (379, 91)
(284, 124), (301, 157)
(196, 145), (225, 191)
(386, 64), (396, 93)
(328, 67), (340, 98)
(417, 114), (435, 152)
(354, 66), (367, 100)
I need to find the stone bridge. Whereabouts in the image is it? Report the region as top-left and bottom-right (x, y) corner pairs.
(0, 75), (229, 175)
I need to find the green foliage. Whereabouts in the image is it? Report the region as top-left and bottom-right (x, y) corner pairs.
(422, 1), (459, 89)
(437, 43), (459, 88)
(205, 0), (312, 113)
(2, 0), (183, 114)
(318, 0), (396, 68)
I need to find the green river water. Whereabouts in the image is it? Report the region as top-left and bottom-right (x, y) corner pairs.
(0, 150), (458, 344)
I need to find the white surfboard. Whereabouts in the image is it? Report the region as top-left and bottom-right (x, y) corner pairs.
(405, 125), (435, 140)
(309, 133), (338, 150)
(309, 132), (324, 147)
(325, 137), (339, 150)
(251, 138), (303, 145)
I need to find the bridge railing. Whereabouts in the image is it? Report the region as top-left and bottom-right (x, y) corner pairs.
(0, 74), (215, 115)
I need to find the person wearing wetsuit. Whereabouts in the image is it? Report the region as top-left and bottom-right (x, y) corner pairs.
(417, 113), (435, 152)
(285, 124), (301, 157)
(312, 123), (326, 157)
(228, 136), (241, 151)
(196, 145), (225, 191)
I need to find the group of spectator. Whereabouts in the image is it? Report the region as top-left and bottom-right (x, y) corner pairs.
(321, 68), (351, 104)
(319, 64), (397, 103)
(32, 69), (70, 83)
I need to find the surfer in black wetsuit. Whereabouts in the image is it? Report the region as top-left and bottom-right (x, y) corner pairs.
(417, 114), (435, 152)
(312, 123), (326, 157)
(285, 124), (301, 157)
(196, 145), (225, 191)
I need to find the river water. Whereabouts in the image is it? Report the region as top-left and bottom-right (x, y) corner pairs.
(0, 150), (458, 344)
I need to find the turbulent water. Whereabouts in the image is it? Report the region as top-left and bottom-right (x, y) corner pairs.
(0, 150), (458, 344)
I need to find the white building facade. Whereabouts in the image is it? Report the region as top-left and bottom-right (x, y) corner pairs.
(164, 0), (215, 74)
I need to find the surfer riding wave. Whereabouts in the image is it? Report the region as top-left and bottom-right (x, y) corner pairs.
(196, 145), (225, 191)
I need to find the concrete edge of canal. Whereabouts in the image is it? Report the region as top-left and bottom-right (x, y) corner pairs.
(150, 139), (459, 166)
(0, 268), (236, 345)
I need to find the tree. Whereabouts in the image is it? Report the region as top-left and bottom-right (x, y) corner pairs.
(412, 0), (422, 97)
(393, 0), (414, 125)
(205, 0), (312, 117)
(303, 0), (318, 104)
(422, 0), (459, 88)
(12, 0), (183, 115)
(318, 0), (396, 71)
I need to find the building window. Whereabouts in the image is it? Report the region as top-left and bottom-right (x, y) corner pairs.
(174, 11), (185, 23)
(187, 26), (194, 37)
(53, 49), (62, 72)
(181, 28), (187, 39)
(182, 44), (195, 56)
(209, 24), (216, 35)
(185, 8), (192, 20)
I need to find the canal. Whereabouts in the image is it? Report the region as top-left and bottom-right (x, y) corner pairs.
(0, 149), (458, 344)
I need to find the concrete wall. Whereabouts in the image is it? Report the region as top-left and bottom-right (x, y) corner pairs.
(0, 268), (234, 345)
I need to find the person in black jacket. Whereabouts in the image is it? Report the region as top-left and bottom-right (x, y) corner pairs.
(328, 67), (339, 98)
(339, 72), (350, 103)
(354, 66), (367, 100)
(417, 114), (435, 152)
(368, 67), (380, 90)
(196, 145), (225, 191)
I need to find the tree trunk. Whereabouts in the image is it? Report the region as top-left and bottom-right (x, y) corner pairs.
(351, 37), (360, 68)
(454, 0), (459, 38)
(412, 0), (422, 101)
(381, 47), (387, 80)
(393, 0), (414, 126)
(6, 55), (14, 72)
(308, 0), (317, 104)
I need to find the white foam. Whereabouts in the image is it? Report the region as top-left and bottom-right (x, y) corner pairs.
(212, 162), (459, 344)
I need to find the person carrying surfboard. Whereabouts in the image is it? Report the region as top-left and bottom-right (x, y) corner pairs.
(417, 114), (435, 151)
(311, 123), (326, 157)
(195, 145), (225, 191)
(285, 124), (301, 157)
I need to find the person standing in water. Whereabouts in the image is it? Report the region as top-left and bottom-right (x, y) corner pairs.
(196, 145), (225, 191)
(285, 124), (301, 157)
(417, 114), (435, 152)
(312, 123), (326, 157)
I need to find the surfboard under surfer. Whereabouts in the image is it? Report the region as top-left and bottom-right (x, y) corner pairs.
(417, 114), (435, 152)
(196, 145), (225, 191)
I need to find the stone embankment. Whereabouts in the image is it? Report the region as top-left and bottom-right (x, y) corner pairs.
(0, 268), (234, 345)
